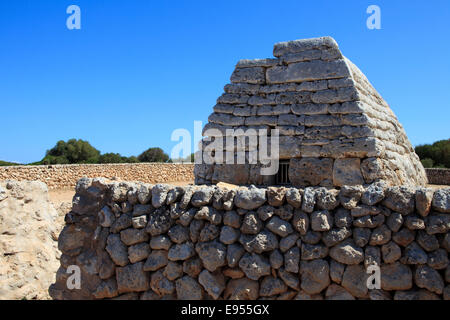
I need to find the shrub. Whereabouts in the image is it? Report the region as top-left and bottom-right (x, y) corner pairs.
(40, 139), (100, 164)
(99, 153), (125, 164)
(415, 139), (450, 168)
(420, 158), (434, 168)
(0, 160), (21, 166)
(138, 147), (169, 163)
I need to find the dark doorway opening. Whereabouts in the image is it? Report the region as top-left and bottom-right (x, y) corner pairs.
(276, 160), (290, 185)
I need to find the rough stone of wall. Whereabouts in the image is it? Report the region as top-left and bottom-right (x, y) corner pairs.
(50, 178), (450, 300)
(426, 169), (450, 186)
(0, 181), (61, 299)
(0, 163), (194, 189)
(194, 36), (427, 187)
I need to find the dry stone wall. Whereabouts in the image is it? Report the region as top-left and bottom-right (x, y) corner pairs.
(195, 37), (427, 187)
(50, 178), (450, 300)
(0, 163), (194, 189)
(426, 169), (450, 186)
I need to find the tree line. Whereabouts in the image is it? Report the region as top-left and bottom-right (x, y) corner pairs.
(33, 139), (173, 165)
(0, 139), (177, 166)
(415, 139), (450, 169)
(1, 138), (448, 167)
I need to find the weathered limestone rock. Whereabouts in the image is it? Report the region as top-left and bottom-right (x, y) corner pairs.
(415, 265), (444, 295)
(311, 210), (333, 231)
(266, 216), (293, 237)
(353, 227), (371, 247)
(325, 284), (355, 300)
(392, 228), (415, 247)
(380, 263), (413, 291)
(341, 265), (368, 298)
(302, 187), (316, 213)
(220, 226), (240, 244)
(128, 243), (150, 263)
(164, 261), (183, 281)
(168, 243), (196, 261)
(176, 276), (203, 300)
(300, 259), (330, 294)
(427, 249), (448, 270)
(386, 212), (404, 233)
(150, 270), (175, 296)
(330, 259), (345, 284)
(284, 247), (300, 273)
(382, 187), (415, 215)
(361, 182), (386, 206)
(106, 234), (129, 267)
(292, 210), (309, 235)
(198, 270), (225, 300)
(425, 213), (450, 234)
(339, 185), (364, 209)
(224, 278), (259, 300)
(381, 241), (402, 263)
(289, 158), (333, 187)
(259, 276), (288, 297)
(329, 239), (364, 265)
(120, 228), (149, 246)
(152, 184), (170, 208)
(415, 188), (434, 217)
(234, 186), (266, 210)
(333, 158), (364, 186)
(279, 233), (299, 252)
(240, 212), (263, 235)
(278, 268), (300, 291)
(401, 242), (428, 265)
(195, 241), (227, 272)
(315, 188), (339, 210)
(239, 253), (271, 280)
(285, 188), (302, 208)
(394, 289), (440, 300)
(432, 189), (450, 213)
(93, 279), (118, 299)
(240, 229), (278, 254)
(334, 208), (352, 228)
(322, 227), (352, 247)
(116, 262), (149, 293)
(266, 186), (286, 206)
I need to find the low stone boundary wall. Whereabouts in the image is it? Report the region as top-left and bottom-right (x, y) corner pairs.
(49, 179), (450, 300)
(426, 169), (450, 186)
(0, 163), (194, 189)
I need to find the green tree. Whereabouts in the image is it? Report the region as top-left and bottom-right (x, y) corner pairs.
(420, 158), (434, 168)
(415, 139), (450, 168)
(138, 147), (169, 163)
(41, 139), (100, 164)
(0, 160), (21, 166)
(126, 156), (139, 163)
(99, 153), (125, 163)
(98, 153), (141, 164)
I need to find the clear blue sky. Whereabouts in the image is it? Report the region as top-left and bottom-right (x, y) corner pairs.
(1, 0), (449, 163)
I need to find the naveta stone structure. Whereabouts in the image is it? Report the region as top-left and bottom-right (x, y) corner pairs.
(194, 37), (427, 187)
(50, 178), (450, 300)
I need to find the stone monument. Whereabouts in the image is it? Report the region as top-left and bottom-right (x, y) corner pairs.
(194, 36), (427, 187)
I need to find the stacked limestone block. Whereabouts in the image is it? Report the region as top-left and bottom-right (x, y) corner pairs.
(195, 37), (427, 187)
(50, 178), (450, 300)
